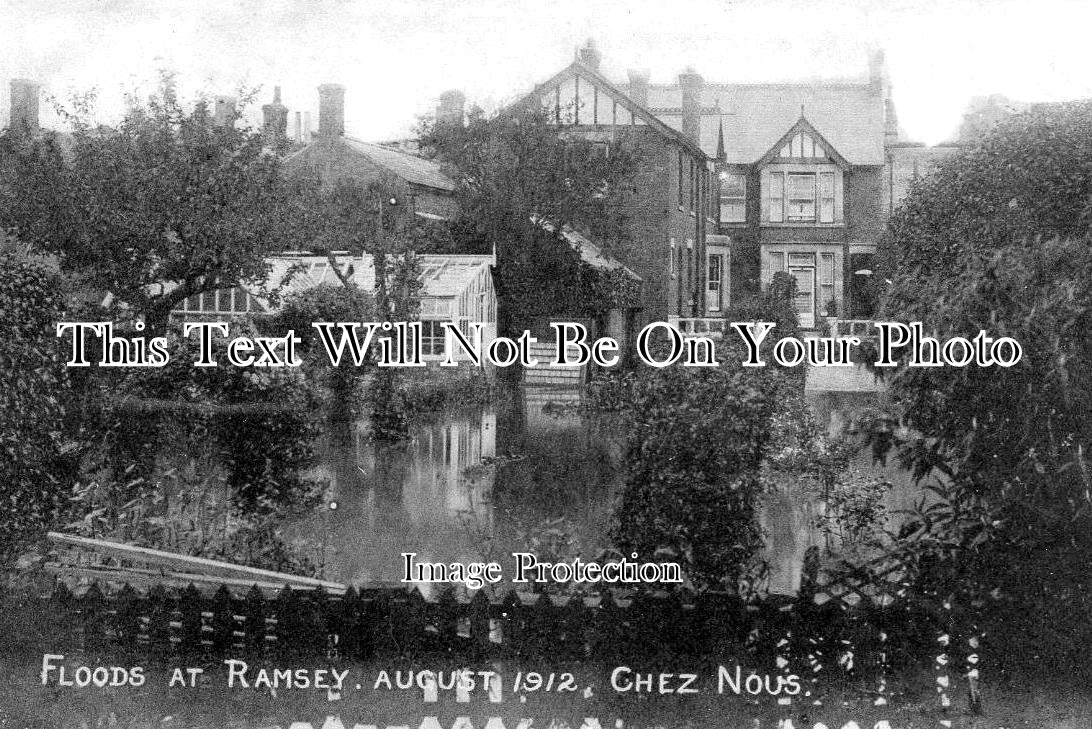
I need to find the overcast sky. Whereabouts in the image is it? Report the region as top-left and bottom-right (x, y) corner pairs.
(1, 0), (1090, 145)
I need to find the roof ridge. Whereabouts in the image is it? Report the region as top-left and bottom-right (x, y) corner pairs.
(344, 135), (431, 160)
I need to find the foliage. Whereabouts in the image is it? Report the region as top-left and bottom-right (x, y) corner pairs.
(873, 99), (1092, 674)
(283, 175), (426, 438)
(876, 99), (1092, 316)
(269, 281), (376, 422)
(401, 367), (495, 416)
(0, 75), (307, 328)
(99, 329), (323, 512)
(609, 282), (806, 591)
(420, 105), (641, 330)
(68, 453), (319, 576)
(812, 470), (891, 550)
(0, 236), (75, 561)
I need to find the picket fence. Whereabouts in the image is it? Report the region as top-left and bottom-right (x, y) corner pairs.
(2, 580), (957, 675)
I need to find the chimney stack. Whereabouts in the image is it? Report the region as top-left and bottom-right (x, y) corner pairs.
(294, 111), (302, 142)
(261, 86), (288, 146)
(578, 38), (602, 71)
(436, 90), (465, 130)
(869, 50), (887, 96)
(627, 69), (649, 109)
(678, 68), (704, 144)
(213, 95), (237, 127)
(317, 83), (345, 139)
(9, 79), (40, 132)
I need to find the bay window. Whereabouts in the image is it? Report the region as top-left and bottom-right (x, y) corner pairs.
(765, 169), (840, 224)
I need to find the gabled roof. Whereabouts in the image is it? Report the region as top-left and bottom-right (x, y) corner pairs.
(755, 116), (851, 170)
(515, 60), (708, 160)
(284, 136), (455, 192)
(264, 253), (492, 301)
(640, 81), (886, 166)
(416, 255), (496, 297)
(533, 217), (641, 281)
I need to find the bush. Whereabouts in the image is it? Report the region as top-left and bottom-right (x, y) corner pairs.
(0, 237), (73, 561)
(874, 100), (1092, 675)
(610, 282), (805, 591)
(102, 328), (323, 511)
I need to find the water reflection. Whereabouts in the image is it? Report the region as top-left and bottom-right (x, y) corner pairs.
(289, 387), (914, 597)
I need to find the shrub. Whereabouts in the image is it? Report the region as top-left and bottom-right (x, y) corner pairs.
(610, 281), (805, 591)
(0, 237), (73, 561)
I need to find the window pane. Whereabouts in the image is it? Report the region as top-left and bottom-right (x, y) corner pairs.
(787, 173), (815, 221)
(722, 173), (745, 197)
(768, 172), (784, 222)
(820, 253), (835, 285)
(820, 172), (835, 223)
(788, 173), (815, 198)
(788, 253), (815, 267)
(719, 172), (746, 223)
(720, 201), (745, 223)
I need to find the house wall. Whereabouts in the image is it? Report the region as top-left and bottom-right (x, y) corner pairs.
(563, 126), (708, 323)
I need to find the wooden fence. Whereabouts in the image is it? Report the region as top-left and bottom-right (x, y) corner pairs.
(1, 580), (958, 676)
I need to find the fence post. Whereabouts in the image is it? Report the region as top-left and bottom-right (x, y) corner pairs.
(145, 584), (174, 661)
(469, 590), (492, 657)
(436, 588), (460, 653)
(112, 584), (141, 658)
(500, 590), (524, 658)
(177, 584), (204, 661)
(242, 584), (267, 657)
(81, 582), (107, 656)
(336, 586), (365, 660)
(210, 584), (235, 657)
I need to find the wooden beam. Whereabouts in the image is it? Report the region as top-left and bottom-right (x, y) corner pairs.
(47, 532), (346, 592)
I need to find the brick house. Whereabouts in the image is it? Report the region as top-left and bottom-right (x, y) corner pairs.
(503, 43), (944, 328)
(507, 41), (715, 326)
(633, 52), (905, 327)
(280, 84), (458, 222)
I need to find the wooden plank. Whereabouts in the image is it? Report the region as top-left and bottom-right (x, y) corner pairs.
(44, 563), (349, 596)
(47, 532), (346, 591)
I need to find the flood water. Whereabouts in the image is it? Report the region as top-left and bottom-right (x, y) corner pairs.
(286, 385), (917, 597)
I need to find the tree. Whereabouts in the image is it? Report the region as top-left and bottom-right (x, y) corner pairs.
(874, 101), (1092, 673)
(0, 76), (303, 328)
(608, 282), (804, 592)
(419, 105), (641, 334)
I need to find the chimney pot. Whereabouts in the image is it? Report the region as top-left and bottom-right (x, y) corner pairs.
(9, 79), (41, 132)
(317, 83), (345, 139)
(262, 85), (288, 146)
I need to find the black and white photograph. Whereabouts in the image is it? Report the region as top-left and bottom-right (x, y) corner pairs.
(1, 0), (1091, 726)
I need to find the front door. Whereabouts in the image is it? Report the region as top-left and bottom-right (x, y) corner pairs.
(789, 265), (815, 329)
(706, 253), (724, 313)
